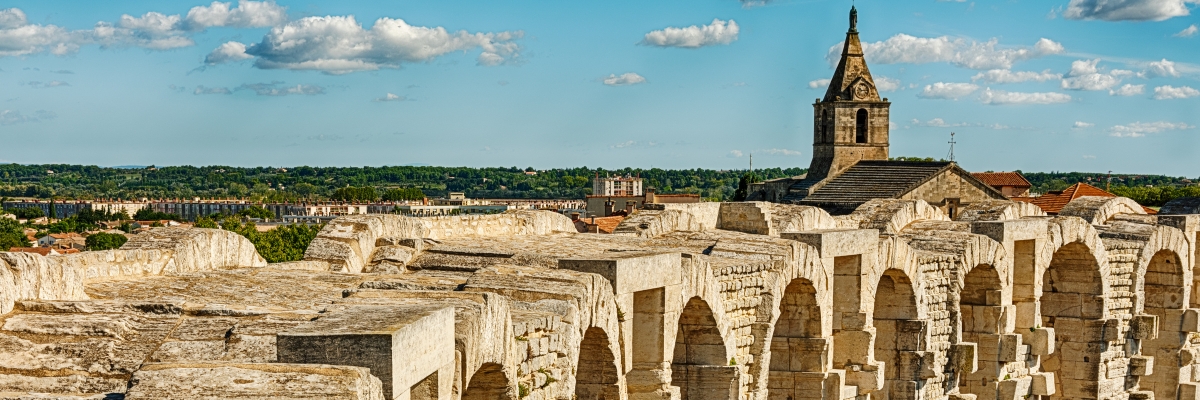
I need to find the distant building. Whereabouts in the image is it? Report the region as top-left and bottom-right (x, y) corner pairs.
(585, 188), (701, 217)
(1013, 182), (1156, 215)
(746, 12), (1006, 217)
(593, 175), (643, 197)
(8, 247), (79, 256)
(38, 232), (84, 248)
(971, 172), (1032, 197)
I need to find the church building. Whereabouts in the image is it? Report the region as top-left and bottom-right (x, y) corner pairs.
(747, 7), (1005, 217)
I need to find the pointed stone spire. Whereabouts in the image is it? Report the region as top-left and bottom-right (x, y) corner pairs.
(822, 6), (880, 103)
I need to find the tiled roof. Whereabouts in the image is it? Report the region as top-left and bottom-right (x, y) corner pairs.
(576, 216), (626, 234)
(788, 161), (1003, 214)
(1015, 182), (1156, 215)
(7, 247), (79, 255)
(971, 172), (1031, 188)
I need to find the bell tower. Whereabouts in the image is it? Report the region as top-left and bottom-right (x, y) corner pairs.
(807, 6), (890, 180)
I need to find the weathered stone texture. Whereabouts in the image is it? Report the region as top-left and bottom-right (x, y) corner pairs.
(1, 202), (1198, 400)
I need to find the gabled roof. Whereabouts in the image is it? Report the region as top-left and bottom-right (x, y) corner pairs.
(792, 160), (1005, 214)
(1012, 182), (1156, 215)
(971, 172), (1031, 188)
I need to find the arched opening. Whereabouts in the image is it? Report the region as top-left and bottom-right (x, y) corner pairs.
(768, 279), (827, 399)
(822, 110), (830, 143)
(958, 264), (1004, 398)
(855, 109), (868, 143)
(462, 363), (512, 400)
(577, 327), (621, 400)
(1040, 242), (1104, 400)
(672, 297), (734, 399)
(1140, 250), (1185, 400)
(873, 269), (922, 400)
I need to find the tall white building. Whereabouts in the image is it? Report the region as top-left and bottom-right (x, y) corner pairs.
(592, 175), (643, 197)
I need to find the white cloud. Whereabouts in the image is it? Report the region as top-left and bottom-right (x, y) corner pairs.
(1061, 59), (1123, 91)
(979, 88), (1072, 105)
(971, 69), (1061, 83)
(1073, 121), (1095, 128)
(875, 76), (901, 92)
(611, 141), (636, 149)
(603, 72), (646, 86)
(912, 118), (969, 127)
(727, 150), (744, 158)
(1108, 121), (1194, 137)
(1141, 58), (1181, 78)
(1110, 83), (1145, 96)
(642, 19), (739, 48)
(831, 35), (1064, 70)
(0, 2), (287, 58)
(1176, 24), (1199, 37)
(373, 93), (405, 102)
(1065, 0), (1198, 21)
(808, 78), (831, 89)
(182, 1), (287, 31)
(760, 148), (802, 156)
(917, 82), (979, 100)
(204, 41), (253, 64)
(193, 85), (231, 95)
(208, 15), (522, 73)
(27, 80), (69, 88)
(235, 82), (324, 96)
(1153, 85), (1200, 99)
(0, 109), (55, 125)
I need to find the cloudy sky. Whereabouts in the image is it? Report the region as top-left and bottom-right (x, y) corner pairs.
(0, 0), (1197, 175)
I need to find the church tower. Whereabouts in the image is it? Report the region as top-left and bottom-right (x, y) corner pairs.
(807, 6), (890, 180)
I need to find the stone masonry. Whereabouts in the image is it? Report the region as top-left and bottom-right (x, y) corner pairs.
(0, 199), (1196, 400)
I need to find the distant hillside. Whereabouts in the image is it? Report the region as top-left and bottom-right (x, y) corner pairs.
(0, 164), (805, 202)
(2, 164), (1194, 205)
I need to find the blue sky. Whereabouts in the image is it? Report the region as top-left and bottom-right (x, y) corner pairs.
(0, 0), (1197, 175)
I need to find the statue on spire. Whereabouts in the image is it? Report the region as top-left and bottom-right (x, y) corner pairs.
(850, 6), (858, 33)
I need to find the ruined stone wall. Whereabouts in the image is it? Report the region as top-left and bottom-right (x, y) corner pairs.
(2, 201), (1200, 400)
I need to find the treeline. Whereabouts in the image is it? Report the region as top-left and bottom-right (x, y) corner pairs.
(1021, 171), (1194, 194)
(0, 164), (806, 202)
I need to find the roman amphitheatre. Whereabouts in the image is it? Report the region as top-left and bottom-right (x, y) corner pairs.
(4, 8), (1200, 400)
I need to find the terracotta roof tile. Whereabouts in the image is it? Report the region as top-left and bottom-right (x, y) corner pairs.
(1017, 182), (1155, 215)
(971, 172), (1031, 188)
(579, 216), (625, 234)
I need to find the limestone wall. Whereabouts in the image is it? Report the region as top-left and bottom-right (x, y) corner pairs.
(2, 197), (1200, 400)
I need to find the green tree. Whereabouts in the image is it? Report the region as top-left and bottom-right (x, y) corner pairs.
(195, 217), (219, 229)
(238, 206), (275, 220)
(731, 173), (760, 201)
(7, 207), (43, 219)
(133, 207), (182, 221)
(0, 218), (27, 251)
(85, 232), (128, 251)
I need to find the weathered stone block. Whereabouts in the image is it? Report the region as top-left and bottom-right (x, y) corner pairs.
(951, 342), (978, 374)
(1130, 355), (1154, 376)
(125, 363), (385, 400)
(1027, 327), (1054, 356)
(1031, 372), (1055, 396)
(997, 376), (1032, 400)
(277, 305), (455, 400)
(998, 334), (1023, 362)
(1130, 314), (1159, 340)
(559, 252), (681, 295)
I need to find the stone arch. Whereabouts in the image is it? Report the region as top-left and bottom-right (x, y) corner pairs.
(462, 363), (514, 400)
(1125, 224), (1192, 400)
(954, 199), (1047, 222)
(1059, 196), (1146, 224)
(767, 278), (827, 399)
(855, 108), (869, 143)
(842, 199), (949, 235)
(576, 327), (622, 400)
(872, 269), (922, 400)
(958, 264), (1006, 398)
(672, 296), (732, 399)
(1040, 241), (1106, 400)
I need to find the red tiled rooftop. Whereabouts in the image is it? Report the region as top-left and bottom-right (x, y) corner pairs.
(971, 172), (1031, 188)
(1014, 182), (1156, 215)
